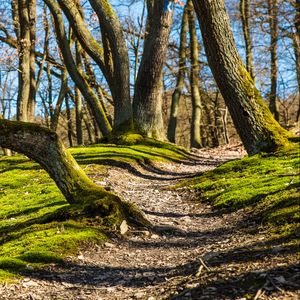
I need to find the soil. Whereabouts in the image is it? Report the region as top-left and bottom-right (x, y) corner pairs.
(1, 146), (299, 300)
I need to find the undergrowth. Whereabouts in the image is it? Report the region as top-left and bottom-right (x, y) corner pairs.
(179, 139), (300, 237)
(0, 139), (188, 282)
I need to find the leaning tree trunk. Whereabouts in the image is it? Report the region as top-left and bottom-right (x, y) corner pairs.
(133, 0), (173, 139)
(0, 119), (149, 227)
(192, 0), (290, 155)
(167, 4), (188, 143)
(45, 0), (112, 137)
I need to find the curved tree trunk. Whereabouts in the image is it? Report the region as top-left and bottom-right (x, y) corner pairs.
(167, 4), (188, 143)
(0, 119), (149, 227)
(133, 0), (173, 139)
(45, 0), (112, 137)
(57, 0), (132, 131)
(192, 0), (290, 155)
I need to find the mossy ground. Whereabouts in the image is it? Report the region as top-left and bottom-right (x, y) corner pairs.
(179, 139), (300, 237)
(0, 139), (189, 282)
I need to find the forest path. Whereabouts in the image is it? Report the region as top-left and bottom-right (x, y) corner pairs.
(2, 148), (299, 300)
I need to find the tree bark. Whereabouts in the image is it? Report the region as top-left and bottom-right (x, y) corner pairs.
(294, 0), (300, 122)
(268, 0), (280, 121)
(45, 0), (112, 137)
(133, 0), (173, 139)
(188, 1), (202, 148)
(167, 4), (188, 143)
(192, 0), (290, 155)
(240, 0), (254, 79)
(15, 0), (30, 121)
(57, 0), (132, 130)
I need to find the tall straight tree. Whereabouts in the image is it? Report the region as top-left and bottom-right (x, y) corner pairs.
(188, 0), (202, 148)
(268, 0), (280, 121)
(12, 0), (36, 122)
(192, 0), (290, 155)
(294, 0), (300, 122)
(167, 3), (189, 143)
(240, 0), (254, 79)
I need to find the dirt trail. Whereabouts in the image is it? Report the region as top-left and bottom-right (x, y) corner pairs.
(1, 149), (299, 300)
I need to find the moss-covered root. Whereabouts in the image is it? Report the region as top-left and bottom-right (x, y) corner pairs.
(81, 190), (152, 229)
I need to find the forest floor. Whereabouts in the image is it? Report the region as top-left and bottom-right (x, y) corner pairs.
(0, 146), (299, 300)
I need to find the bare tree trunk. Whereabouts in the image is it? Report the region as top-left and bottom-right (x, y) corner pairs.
(133, 0), (173, 139)
(192, 0), (290, 155)
(294, 0), (300, 122)
(268, 0), (280, 121)
(50, 70), (68, 131)
(45, 0), (112, 136)
(75, 41), (83, 145)
(167, 4), (188, 143)
(188, 1), (202, 148)
(240, 0), (254, 79)
(15, 0), (30, 121)
(27, 0), (36, 121)
(65, 94), (73, 147)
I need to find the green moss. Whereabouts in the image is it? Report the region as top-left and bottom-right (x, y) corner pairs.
(0, 155), (107, 282)
(180, 141), (300, 236)
(0, 140), (184, 282)
(238, 66), (292, 153)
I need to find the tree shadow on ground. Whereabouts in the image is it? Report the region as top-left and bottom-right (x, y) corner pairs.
(171, 263), (300, 299)
(78, 158), (209, 181)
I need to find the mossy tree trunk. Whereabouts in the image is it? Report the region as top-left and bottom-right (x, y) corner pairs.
(0, 119), (149, 227)
(192, 0), (290, 155)
(167, 4), (188, 143)
(132, 0), (173, 139)
(188, 0), (202, 148)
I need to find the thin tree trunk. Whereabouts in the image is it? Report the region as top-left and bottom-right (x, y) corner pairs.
(268, 0), (280, 121)
(192, 0), (290, 155)
(240, 0), (254, 79)
(188, 0), (202, 148)
(65, 94), (73, 147)
(15, 0), (30, 121)
(75, 41), (83, 145)
(27, 0), (36, 121)
(294, 0), (300, 122)
(50, 70), (68, 131)
(167, 4), (188, 143)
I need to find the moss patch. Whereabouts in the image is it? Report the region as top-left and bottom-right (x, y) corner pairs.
(0, 156), (107, 282)
(0, 139), (187, 282)
(70, 138), (191, 164)
(179, 140), (300, 236)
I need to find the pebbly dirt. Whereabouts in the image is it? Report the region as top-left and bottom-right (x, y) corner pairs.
(1, 146), (299, 300)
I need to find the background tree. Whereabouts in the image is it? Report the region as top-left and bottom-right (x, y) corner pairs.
(192, 0), (291, 155)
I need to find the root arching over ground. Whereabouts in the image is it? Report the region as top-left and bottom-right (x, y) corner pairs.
(0, 148), (299, 300)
